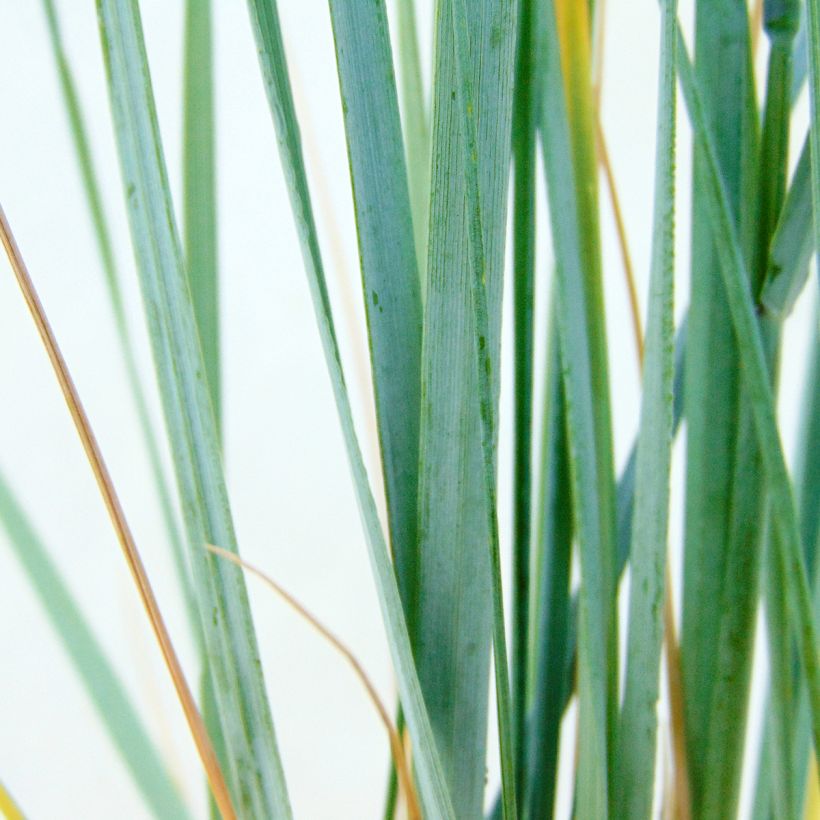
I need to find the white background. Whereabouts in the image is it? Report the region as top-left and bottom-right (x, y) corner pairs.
(0, 1), (816, 817)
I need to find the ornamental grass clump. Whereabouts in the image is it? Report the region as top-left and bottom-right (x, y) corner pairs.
(0, 0), (819, 818)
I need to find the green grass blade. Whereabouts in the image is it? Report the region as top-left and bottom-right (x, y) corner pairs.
(415, 0), (517, 814)
(240, 3), (454, 815)
(538, 0), (618, 814)
(790, 311), (820, 813)
(681, 5), (760, 810)
(95, 2), (290, 815)
(395, 0), (430, 287)
(181, 6), (225, 813)
(183, 0), (219, 430)
(511, 0), (538, 797)
(327, 0), (422, 642)
(448, 1), (518, 814)
(38, 0), (195, 639)
(0, 473), (190, 820)
(677, 22), (820, 762)
(490, 321), (687, 819)
(805, 0), (820, 292)
(761, 135), (813, 318)
(525, 305), (574, 820)
(613, 2), (676, 816)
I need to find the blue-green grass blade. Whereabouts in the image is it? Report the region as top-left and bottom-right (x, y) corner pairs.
(737, 8), (802, 818)
(677, 22), (820, 761)
(614, 2), (676, 816)
(183, 0), (219, 431)
(38, 0), (195, 640)
(241, 3), (454, 815)
(525, 305), (574, 820)
(488, 321), (687, 819)
(415, 0), (517, 815)
(96, 2), (290, 815)
(449, 5), (518, 801)
(0, 473), (190, 820)
(538, 0), (618, 814)
(511, 0), (538, 799)
(681, 4), (760, 811)
(180, 5), (226, 815)
(327, 0), (422, 643)
(395, 0), (430, 288)
(762, 135), (813, 318)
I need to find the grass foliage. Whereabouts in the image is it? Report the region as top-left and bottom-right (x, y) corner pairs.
(1, 0), (819, 817)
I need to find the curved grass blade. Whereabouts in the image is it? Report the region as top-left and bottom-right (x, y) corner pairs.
(677, 23), (820, 761)
(614, 2), (677, 815)
(511, 0), (538, 797)
(38, 0), (196, 639)
(0, 474), (189, 820)
(95, 2), (289, 815)
(538, 0), (618, 813)
(241, 3), (454, 815)
(326, 0), (422, 642)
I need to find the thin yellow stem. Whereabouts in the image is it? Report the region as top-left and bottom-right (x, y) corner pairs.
(0, 206), (235, 820)
(205, 544), (421, 820)
(595, 116), (645, 368)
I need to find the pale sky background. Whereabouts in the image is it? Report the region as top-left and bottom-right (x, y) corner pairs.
(0, 1), (817, 817)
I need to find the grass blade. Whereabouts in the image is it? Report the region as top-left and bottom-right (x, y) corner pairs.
(183, 0), (219, 428)
(614, 1), (677, 815)
(511, 0), (538, 797)
(415, 0), (517, 813)
(448, 0), (519, 813)
(38, 0), (196, 641)
(525, 304), (574, 820)
(761, 135), (813, 318)
(0, 207), (233, 819)
(681, 5), (760, 810)
(326, 0), (423, 641)
(95, 2), (289, 815)
(394, 0), (430, 287)
(677, 21), (820, 763)
(0, 474), (189, 820)
(241, 3), (455, 815)
(538, 0), (618, 813)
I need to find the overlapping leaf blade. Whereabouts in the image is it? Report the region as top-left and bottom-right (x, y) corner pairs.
(415, 0), (517, 814)
(326, 0), (423, 642)
(0, 473), (190, 820)
(96, 1), (290, 815)
(242, 2), (454, 815)
(614, 0), (677, 814)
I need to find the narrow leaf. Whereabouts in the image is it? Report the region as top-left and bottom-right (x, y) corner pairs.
(415, 0), (517, 814)
(677, 23), (820, 759)
(241, 2), (454, 815)
(95, 2), (290, 815)
(614, 1), (677, 815)
(0, 474), (189, 820)
(539, 0), (618, 813)
(326, 0), (423, 641)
